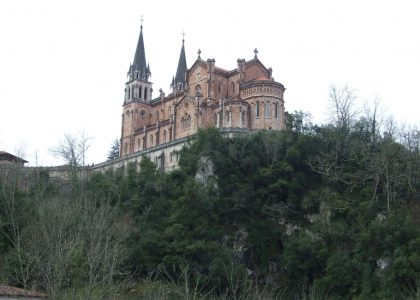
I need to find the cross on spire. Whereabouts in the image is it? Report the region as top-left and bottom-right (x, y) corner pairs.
(140, 15), (143, 29)
(182, 31), (185, 43)
(254, 48), (258, 58)
(197, 49), (201, 59)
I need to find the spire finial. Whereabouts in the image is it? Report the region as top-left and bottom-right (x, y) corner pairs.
(197, 49), (201, 59)
(140, 15), (143, 29)
(182, 31), (185, 43)
(254, 48), (258, 58)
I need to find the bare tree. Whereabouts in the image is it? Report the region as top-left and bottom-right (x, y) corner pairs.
(50, 131), (92, 192)
(0, 147), (38, 289)
(328, 84), (358, 130)
(363, 96), (384, 143)
(29, 196), (128, 295)
(81, 198), (128, 287)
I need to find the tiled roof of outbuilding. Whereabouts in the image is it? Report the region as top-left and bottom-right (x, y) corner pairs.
(0, 285), (47, 298)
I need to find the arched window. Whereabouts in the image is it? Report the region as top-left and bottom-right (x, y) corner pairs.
(274, 102), (278, 118)
(195, 84), (202, 96)
(218, 83), (222, 93)
(231, 82), (235, 93)
(144, 87), (148, 100)
(226, 111), (231, 123)
(182, 115), (191, 129)
(128, 88), (131, 99)
(256, 101), (260, 118)
(241, 111), (245, 123)
(132, 86), (135, 99)
(265, 102), (270, 118)
(139, 86), (142, 99)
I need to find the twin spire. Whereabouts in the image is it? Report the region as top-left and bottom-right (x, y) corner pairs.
(173, 36), (187, 91)
(128, 18), (187, 94)
(128, 20), (150, 81)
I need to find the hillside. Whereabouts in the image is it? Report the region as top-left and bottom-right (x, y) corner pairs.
(1, 112), (420, 299)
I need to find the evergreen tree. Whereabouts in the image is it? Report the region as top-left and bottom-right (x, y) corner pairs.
(107, 138), (120, 160)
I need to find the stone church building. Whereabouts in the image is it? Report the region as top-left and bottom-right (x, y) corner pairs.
(119, 23), (286, 169)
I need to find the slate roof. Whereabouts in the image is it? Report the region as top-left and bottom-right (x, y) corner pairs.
(130, 25), (149, 79)
(174, 40), (187, 85)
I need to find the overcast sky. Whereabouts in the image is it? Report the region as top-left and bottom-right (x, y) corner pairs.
(0, 0), (419, 166)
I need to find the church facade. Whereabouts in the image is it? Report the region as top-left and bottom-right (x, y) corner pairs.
(120, 23), (286, 166)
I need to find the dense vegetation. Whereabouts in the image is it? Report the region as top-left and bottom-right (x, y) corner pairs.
(1, 101), (420, 298)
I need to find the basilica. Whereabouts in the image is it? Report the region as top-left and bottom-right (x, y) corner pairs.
(120, 23), (286, 160)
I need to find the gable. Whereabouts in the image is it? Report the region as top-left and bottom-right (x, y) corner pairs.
(244, 58), (271, 81)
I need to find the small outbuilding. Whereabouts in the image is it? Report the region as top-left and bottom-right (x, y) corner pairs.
(0, 151), (28, 166)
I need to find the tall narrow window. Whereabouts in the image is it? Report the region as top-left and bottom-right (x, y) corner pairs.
(132, 86), (135, 99)
(256, 101), (260, 118)
(150, 134), (153, 146)
(274, 102), (278, 118)
(227, 111), (231, 123)
(218, 83), (222, 93)
(231, 82), (235, 93)
(241, 111), (245, 123)
(128, 88), (131, 99)
(265, 102), (270, 118)
(139, 86), (142, 99)
(144, 87), (148, 100)
(163, 130), (167, 142)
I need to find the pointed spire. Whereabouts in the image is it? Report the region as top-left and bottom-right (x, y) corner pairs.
(174, 36), (187, 89)
(129, 17), (150, 81)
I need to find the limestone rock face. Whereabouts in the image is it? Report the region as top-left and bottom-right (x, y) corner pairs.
(195, 156), (218, 189)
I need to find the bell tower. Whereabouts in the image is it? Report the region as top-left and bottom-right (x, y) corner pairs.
(124, 18), (153, 103)
(121, 19), (153, 156)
